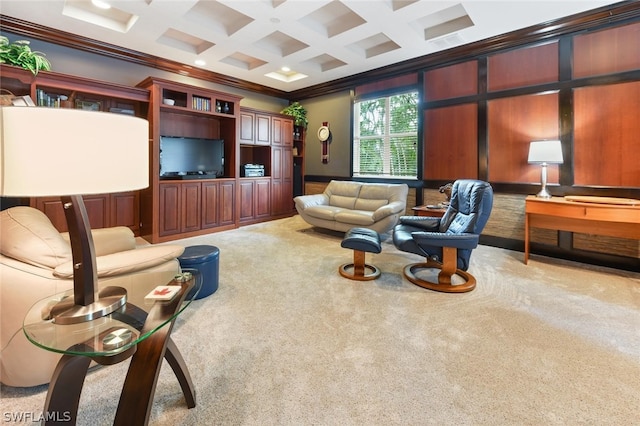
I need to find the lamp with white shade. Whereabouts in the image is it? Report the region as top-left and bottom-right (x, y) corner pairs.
(528, 140), (563, 198)
(0, 106), (149, 324)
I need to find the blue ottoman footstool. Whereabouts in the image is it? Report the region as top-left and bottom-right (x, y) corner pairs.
(339, 227), (381, 281)
(178, 245), (220, 299)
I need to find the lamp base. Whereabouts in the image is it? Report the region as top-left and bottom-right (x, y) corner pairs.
(49, 286), (127, 325)
(535, 188), (553, 198)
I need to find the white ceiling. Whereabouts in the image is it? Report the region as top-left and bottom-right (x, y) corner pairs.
(0, 0), (621, 92)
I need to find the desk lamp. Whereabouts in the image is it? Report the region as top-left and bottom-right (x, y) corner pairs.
(0, 107), (148, 324)
(528, 140), (563, 198)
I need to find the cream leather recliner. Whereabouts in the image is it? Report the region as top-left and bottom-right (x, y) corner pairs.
(0, 206), (185, 387)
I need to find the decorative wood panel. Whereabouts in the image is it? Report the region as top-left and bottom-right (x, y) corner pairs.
(424, 61), (477, 101)
(574, 81), (640, 187)
(488, 42), (559, 91)
(573, 21), (640, 78)
(424, 104), (478, 180)
(487, 92), (559, 183)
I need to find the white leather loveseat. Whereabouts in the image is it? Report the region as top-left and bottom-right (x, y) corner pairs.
(294, 180), (408, 234)
(0, 206), (185, 387)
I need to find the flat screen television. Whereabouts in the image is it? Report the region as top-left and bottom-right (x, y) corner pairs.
(160, 136), (224, 179)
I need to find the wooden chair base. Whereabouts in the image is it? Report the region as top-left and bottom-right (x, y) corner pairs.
(403, 247), (476, 293)
(339, 250), (380, 281)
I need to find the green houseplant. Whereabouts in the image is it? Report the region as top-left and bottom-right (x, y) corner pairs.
(280, 101), (308, 128)
(0, 35), (51, 75)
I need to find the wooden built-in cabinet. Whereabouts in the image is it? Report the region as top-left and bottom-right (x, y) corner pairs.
(0, 64), (149, 234)
(238, 108), (298, 224)
(137, 77), (241, 243)
(0, 65), (300, 242)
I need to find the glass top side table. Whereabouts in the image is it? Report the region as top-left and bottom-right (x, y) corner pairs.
(23, 269), (202, 426)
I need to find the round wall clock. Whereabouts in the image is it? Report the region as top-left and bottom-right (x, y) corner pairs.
(317, 125), (331, 142)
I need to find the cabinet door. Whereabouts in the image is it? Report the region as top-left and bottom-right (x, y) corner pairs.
(256, 114), (270, 145)
(282, 118), (293, 147)
(239, 180), (255, 221)
(280, 179), (293, 212)
(111, 191), (140, 232)
(239, 111), (255, 144)
(181, 182), (201, 233)
(255, 179), (271, 218)
(272, 117), (294, 146)
(271, 179), (283, 216)
(219, 180), (236, 226)
(159, 183), (181, 237)
(272, 117), (283, 146)
(202, 181), (219, 229)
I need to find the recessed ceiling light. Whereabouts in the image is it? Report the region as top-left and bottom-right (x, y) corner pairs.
(281, 66), (290, 72)
(195, 59), (206, 66)
(91, 0), (111, 10)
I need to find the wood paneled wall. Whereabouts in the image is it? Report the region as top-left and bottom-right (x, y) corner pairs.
(422, 20), (640, 192)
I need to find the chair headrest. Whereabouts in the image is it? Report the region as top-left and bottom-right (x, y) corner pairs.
(440, 180), (493, 234)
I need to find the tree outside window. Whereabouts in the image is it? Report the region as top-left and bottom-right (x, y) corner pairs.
(353, 91), (418, 178)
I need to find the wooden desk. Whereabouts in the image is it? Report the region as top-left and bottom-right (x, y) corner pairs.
(412, 205), (447, 218)
(524, 195), (640, 264)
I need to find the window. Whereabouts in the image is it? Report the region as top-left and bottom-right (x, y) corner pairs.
(353, 91), (418, 178)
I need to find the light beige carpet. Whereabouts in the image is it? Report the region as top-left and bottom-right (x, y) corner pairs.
(2, 215), (639, 425)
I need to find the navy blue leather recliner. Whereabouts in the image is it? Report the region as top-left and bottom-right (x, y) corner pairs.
(393, 179), (493, 293)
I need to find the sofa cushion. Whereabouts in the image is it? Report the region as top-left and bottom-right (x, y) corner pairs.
(304, 205), (344, 220)
(329, 195), (357, 210)
(355, 185), (392, 211)
(0, 207), (72, 269)
(354, 197), (388, 211)
(335, 210), (375, 226)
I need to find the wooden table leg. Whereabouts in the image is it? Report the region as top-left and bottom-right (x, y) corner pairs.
(165, 337), (196, 408)
(113, 279), (195, 426)
(43, 354), (91, 426)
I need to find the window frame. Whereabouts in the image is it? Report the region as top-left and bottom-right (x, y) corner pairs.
(351, 88), (420, 180)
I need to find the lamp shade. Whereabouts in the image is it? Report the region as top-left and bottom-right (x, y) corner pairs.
(0, 107), (148, 196)
(527, 140), (563, 164)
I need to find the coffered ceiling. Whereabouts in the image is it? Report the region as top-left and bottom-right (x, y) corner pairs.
(0, 1), (622, 92)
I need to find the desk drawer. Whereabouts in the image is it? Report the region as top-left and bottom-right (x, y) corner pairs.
(526, 200), (640, 223)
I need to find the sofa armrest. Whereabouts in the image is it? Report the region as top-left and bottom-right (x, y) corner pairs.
(61, 227), (137, 257)
(53, 245), (185, 279)
(294, 193), (329, 211)
(371, 201), (406, 221)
